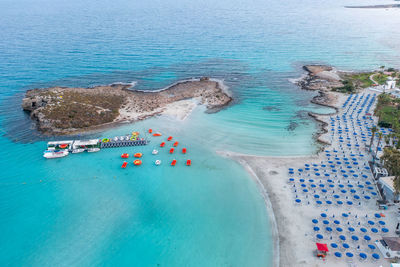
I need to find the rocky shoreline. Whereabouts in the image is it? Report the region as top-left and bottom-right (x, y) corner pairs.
(22, 77), (232, 135)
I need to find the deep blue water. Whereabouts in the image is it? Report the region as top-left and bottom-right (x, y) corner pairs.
(1, 0), (400, 266)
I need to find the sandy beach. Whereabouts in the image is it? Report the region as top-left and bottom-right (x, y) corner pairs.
(220, 88), (397, 267)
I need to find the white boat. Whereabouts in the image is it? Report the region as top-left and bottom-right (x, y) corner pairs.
(72, 148), (85, 153)
(43, 150), (69, 159)
(87, 148), (100, 152)
(152, 149), (159, 155)
(155, 160), (161, 165)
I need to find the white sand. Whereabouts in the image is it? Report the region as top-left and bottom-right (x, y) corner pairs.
(220, 89), (397, 267)
(117, 99), (198, 122)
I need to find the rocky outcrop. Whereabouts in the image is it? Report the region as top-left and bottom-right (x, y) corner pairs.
(22, 78), (232, 135)
(296, 65), (344, 91)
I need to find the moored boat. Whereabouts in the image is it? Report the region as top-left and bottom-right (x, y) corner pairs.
(87, 147), (100, 152)
(43, 150), (69, 159)
(155, 160), (161, 165)
(152, 149), (158, 155)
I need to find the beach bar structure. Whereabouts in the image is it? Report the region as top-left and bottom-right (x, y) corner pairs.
(44, 132), (149, 158)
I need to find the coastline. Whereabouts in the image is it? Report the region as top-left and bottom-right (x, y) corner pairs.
(220, 65), (391, 266)
(22, 77), (232, 136)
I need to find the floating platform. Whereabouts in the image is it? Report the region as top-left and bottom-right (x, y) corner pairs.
(100, 139), (148, 148)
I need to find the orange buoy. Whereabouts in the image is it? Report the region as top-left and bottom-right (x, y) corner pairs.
(148, 129), (153, 133)
(173, 141), (179, 147)
(160, 142), (165, 147)
(134, 153), (142, 158)
(121, 161), (128, 168)
(182, 148), (187, 154)
(153, 133), (162, 137)
(133, 159), (142, 166)
(171, 159), (177, 166)
(186, 159), (191, 166)
(169, 148), (175, 154)
(167, 136), (173, 141)
(121, 153), (129, 159)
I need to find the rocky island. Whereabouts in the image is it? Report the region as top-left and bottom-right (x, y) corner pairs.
(22, 78), (232, 135)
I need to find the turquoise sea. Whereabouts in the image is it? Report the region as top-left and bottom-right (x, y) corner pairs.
(1, 0), (400, 266)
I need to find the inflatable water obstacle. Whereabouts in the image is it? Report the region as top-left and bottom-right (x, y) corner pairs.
(167, 136), (173, 141)
(160, 142), (165, 147)
(133, 159), (142, 166)
(173, 141), (179, 147)
(182, 148), (187, 154)
(186, 159), (191, 166)
(171, 159), (177, 166)
(134, 153), (142, 158)
(121, 161), (128, 168)
(148, 129), (153, 133)
(169, 148), (175, 154)
(121, 153), (129, 158)
(153, 133), (162, 137)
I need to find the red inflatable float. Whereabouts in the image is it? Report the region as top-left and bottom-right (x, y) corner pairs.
(186, 159), (191, 166)
(171, 159), (177, 166)
(169, 148), (175, 154)
(182, 148), (187, 154)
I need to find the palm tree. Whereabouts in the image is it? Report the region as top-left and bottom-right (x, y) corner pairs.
(382, 147), (400, 199)
(384, 135), (390, 147)
(374, 132), (383, 163)
(370, 126), (377, 152)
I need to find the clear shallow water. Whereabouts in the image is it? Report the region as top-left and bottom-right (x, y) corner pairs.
(1, 0), (400, 266)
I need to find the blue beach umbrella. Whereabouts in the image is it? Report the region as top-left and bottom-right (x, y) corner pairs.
(334, 252), (342, 258)
(316, 200), (322, 205)
(339, 235), (346, 241)
(347, 201), (353, 205)
(346, 252), (354, 258)
(323, 220), (329, 225)
(364, 235), (371, 241)
(336, 227), (343, 232)
(314, 226), (320, 231)
(316, 234), (324, 240)
(331, 243), (338, 248)
(326, 200), (332, 205)
(343, 243), (350, 249)
(342, 213), (349, 218)
(359, 252), (367, 260)
(372, 253), (380, 260)
(348, 227), (355, 233)
(334, 220), (340, 225)
(378, 221), (386, 226)
(326, 227), (333, 232)
(360, 227), (367, 233)
(371, 228), (378, 233)
(303, 189), (308, 193)
(295, 199), (301, 203)
(367, 221), (375, 226)
(337, 201), (343, 205)
(382, 228), (389, 233)
(321, 213), (327, 218)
